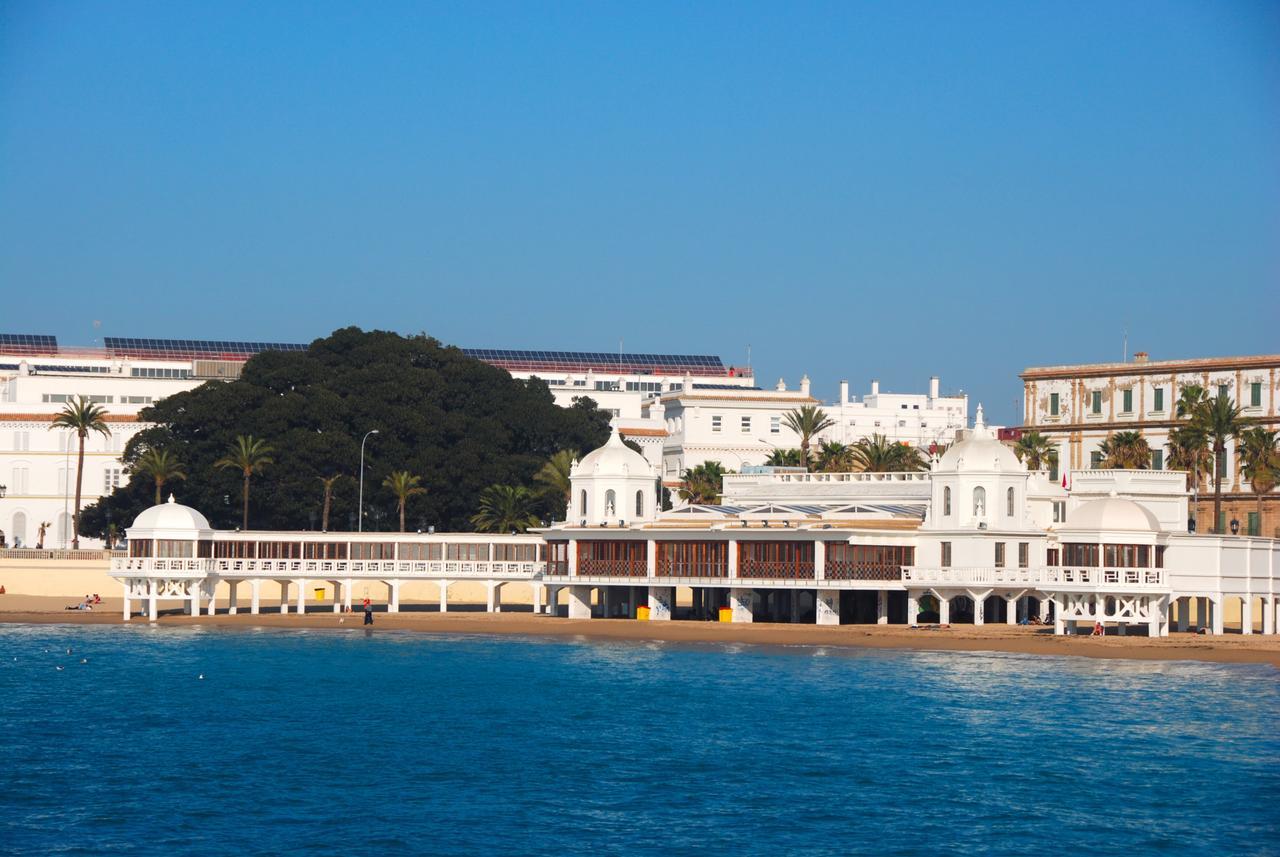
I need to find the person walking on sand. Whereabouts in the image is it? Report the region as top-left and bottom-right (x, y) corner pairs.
(363, 601), (374, 626)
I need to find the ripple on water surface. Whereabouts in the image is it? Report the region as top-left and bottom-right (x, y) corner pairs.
(0, 624), (1276, 857)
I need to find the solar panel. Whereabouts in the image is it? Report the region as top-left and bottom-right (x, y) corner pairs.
(462, 347), (731, 377)
(104, 337), (308, 361)
(0, 333), (58, 356)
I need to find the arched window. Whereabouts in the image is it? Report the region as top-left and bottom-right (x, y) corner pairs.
(605, 489), (617, 516)
(943, 486), (951, 516)
(973, 486), (986, 517)
(1006, 487), (1015, 517)
(579, 490), (587, 517)
(635, 490), (644, 518)
(10, 510), (27, 548)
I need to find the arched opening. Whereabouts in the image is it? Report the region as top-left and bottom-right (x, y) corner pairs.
(1006, 486), (1015, 517)
(579, 489), (587, 517)
(56, 512), (71, 548)
(635, 490), (644, 518)
(973, 486), (986, 517)
(943, 486), (951, 516)
(9, 510), (27, 548)
(605, 489), (617, 517)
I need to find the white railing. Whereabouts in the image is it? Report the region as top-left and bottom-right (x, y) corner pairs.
(3, 549), (125, 561)
(110, 557), (212, 577)
(901, 566), (1166, 589)
(109, 556), (541, 580)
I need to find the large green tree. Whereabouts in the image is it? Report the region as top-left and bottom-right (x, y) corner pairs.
(383, 470), (426, 532)
(852, 434), (927, 473)
(81, 329), (610, 535)
(470, 484), (541, 533)
(215, 435), (275, 530)
(1237, 427), (1279, 534)
(1193, 392), (1242, 532)
(1099, 430), (1151, 469)
(49, 396), (112, 550)
(678, 461), (727, 504)
(129, 447), (187, 505)
(1013, 431), (1058, 471)
(782, 406), (836, 471)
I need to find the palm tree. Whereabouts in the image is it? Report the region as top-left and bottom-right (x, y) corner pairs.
(534, 449), (578, 517)
(678, 461), (727, 504)
(49, 396), (112, 549)
(214, 435), (274, 530)
(129, 448), (187, 505)
(814, 441), (857, 473)
(764, 448), (803, 467)
(782, 405), (836, 470)
(1237, 427), (1279, 535)
(317, 474), (346, 531)
(1099, 430), (1151, 469)
(1166, 424), (1213, 494)
(382, 470), (426, 532)
(1175, 383), (1208, 420)
(1013, 431), (1058, 471)
(470, 484), (541, 533)
(852, 434), (927, 473)
(1193, 392), (1242, 532)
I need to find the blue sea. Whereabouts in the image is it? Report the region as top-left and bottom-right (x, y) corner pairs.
(0, 625), (1276, 856)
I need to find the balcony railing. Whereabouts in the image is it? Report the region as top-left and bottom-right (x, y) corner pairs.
(656, 560), (728, 578)
(823, 561), (902, 581)
(577, 558), (648, 578)
(738, 559), (815, 580)
(2, 549), (125, 561)
(901, 566), (1166, 589)
(111, 557), (540, 579)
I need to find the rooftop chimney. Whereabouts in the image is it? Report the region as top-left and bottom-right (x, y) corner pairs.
(870, 379), (880, 396)
(1133, 352), (1149, 364)
(839, 380), (849, 404)
(800, 374), (810, 396)
(929, 376), (939, 400)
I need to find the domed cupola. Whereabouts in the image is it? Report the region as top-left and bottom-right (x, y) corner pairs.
(926, 405), (1031, 531)
(569, 426), (658, 526)
(129, 495), (213, 536)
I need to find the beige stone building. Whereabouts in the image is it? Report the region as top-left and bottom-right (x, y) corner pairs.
(1020, 353), (1280, 537)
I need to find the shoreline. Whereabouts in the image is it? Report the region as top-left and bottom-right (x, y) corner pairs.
(2, 606), (1278, 666)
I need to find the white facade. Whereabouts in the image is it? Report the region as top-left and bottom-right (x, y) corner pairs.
(636, 375), (968, 482)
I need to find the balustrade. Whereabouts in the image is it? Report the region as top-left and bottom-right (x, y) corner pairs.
(738, 559), (815, 580)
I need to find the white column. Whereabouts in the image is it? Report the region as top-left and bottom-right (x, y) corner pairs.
(1052, 597), (1064, 635)
(438, 579), (450, 613)
(121, 584), (132, 621)
(973, 595), (985, 626)
(533, 583), (544, 615)
(646, 539), (657, 579)
(228, 581), (239, 615)
(188, 582), (200, 616)
(728, 539), (739, 579)
(1264, 597), (1275, 635)
(1038, 597), (1050, 622)
(1211, 597), (1224, 635)
(567, 538), (578, 577)
(487, 581), (501, 613)
(1006, 595), (1018, 625)
(1147, 596), (1163, 638)
(206, 586), (216, 616)
(568, 585), (592, 619)
(907, 592), (919, 625)
(545, 585), (559, 617)
(295, 580), (305, 615)
(876, 590), (888, 624)
(1242, 596), (1253, 635)
(1197, 596), (1208, 629)
(1175, 597), (1188, 632)
(814, 540), (826, 581)
(279, 581), (290, 614)
(388, 580), (401, 613)
(343, 579), (353, 612)
(939, 595), (951, 625)
(647, 586), (672, 620)
(816, 589), (840, 625)
(729, 587), (754, 623)
(250, 579), (261, 614)
(148, 579), (158, 621)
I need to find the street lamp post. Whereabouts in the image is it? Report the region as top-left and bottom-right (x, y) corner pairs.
(358, 429), (379, 533)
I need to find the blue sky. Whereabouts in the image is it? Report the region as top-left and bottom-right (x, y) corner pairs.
(1, 1), (1276, 424)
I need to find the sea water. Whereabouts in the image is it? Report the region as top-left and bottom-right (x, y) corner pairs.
(0, 625), (1276, 856)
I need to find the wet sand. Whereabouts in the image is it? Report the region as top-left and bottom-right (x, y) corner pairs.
(3, 595), (1278, 666)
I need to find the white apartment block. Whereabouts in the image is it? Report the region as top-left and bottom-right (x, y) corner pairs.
(637, 375), (969, 482)
(1021, 352), (1280, 536)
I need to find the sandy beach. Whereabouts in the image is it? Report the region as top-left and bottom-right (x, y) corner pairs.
(3, 595), (1278, 666)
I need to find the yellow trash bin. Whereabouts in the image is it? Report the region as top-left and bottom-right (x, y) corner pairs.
(637, 605), (650, 621)
(718, 607), (733, 623)
(314, 587), (326, 601)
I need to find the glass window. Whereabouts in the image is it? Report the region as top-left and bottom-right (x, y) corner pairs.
(972, 486), (986, 516)
(711, 415), (722, 432)
(940, 542), (951, 567)
(1018, 542), (1029, 568)
(1153, 387), (1164, 412)
(1250, 382), (1262, 407)
(579, 490), (587, 517)
(1049, 393), (1059, 416)
(740, 416), (751, 433)
(994, 542), (1005, 567)
(1091, 391), (1102, 414)
(1247, 512), (1259, 536)
(1122, 389), (1132, 412)
(1151, 449), (1163, 470)
(1091, 451), (1103, 469)
(635, 490), (644, 518)
(1217, 384), (1228, 399)
(770, 416), (780, 434)
(943, 486), (951, 516)
(1006, 487), (1015, 517)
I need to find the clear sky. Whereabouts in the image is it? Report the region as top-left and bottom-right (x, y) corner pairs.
(2, 1), (1277, 424)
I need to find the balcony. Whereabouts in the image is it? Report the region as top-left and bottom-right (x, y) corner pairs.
(577, 558), (648, 577)
(738, 559), (815, 580)
(823, 561), (902, 581)
(901, 566), (1166, 590)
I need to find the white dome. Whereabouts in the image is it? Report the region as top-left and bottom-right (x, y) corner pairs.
(573, 427), (653, 478)
(937, 428), (1022, 473)
(1063, 497), (1161, 533)
(130, 496), (212, 532)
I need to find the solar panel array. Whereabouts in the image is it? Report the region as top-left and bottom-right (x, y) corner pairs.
(0, 334), (58, 356)
(462, 348), (729, 376)
(104, 337), (308, 361)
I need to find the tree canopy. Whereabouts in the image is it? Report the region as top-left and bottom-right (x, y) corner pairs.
(80, 328), (610, 535)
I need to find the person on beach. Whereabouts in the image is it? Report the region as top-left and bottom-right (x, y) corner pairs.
(363, 602), (374, 626)
(1091, 621), (1104, 637)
